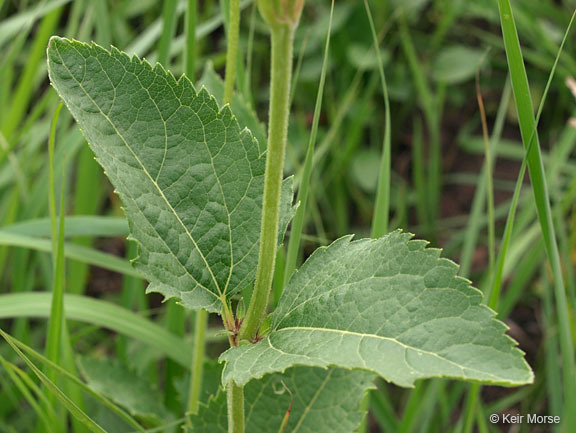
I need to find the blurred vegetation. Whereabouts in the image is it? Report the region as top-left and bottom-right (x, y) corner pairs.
(0, 0), (575, 432)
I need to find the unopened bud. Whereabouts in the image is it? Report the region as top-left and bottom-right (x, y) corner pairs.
(258, 0), (304, 29)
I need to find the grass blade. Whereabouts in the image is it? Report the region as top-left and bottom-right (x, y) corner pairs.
(0, 355), (57, 431)
(365, 0), (392, 238)
(497, 0), (576, 427)
(458, 80), (511, 277)
(0, 329), (147, 433)
(475, 72), (495, 280)
(490, 7), (576, 310)
(1, 4), (62, 141)
(0, 231), (141, 278)
(0, 329), (107, 433)
(0, 292), (196, 367)
(157, 0), (178, 66)
(185, 0), (198, 80)
(399, 11), (442, 233)
(1, 216), (128, 238)
(69, 140), (105, 295)
(93, 0), (111, 47)
(462, 6), (576, 432)
(45, 102), (68, 430)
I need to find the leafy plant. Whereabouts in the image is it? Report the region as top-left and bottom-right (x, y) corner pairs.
(44, 1), (533, 432)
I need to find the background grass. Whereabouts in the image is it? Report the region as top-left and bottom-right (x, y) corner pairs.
(0, 0), (575, 432)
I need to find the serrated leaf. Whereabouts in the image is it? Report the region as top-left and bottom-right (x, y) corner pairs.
(221, 231), (533, 387)
(77, 357), (169, 425)
(47, 37), (293, 312)
(187, 367), (373, 433)
(199, 63), (267, 153)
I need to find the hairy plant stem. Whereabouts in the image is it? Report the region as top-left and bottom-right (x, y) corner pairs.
(224, 0), (240, 105)
(228, 16), (296, 433)
(240, 23), (294, 343)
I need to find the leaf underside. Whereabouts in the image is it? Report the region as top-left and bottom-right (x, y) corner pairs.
(199, 63), (267, 154)
(221, 231), (533, 387)
(187, 367), (374, 433)
(47, 37), (293, 312)
(77, 356), (169, 424)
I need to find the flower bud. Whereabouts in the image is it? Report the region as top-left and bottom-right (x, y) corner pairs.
(258, 0), (304, 29)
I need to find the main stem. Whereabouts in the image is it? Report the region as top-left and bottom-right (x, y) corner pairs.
(228, 11), (295, 432)
(240, 23), (294, 342)
(224, 0), (240, 105)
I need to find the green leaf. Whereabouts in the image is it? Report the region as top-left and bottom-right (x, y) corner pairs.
(199, 63), (267, 153)
(187, 367), (373, 433)
(432, 46), (487, 84)
(47, 37), (293, 312)
(77, 356), (169, 425)
(221, 231), (533, 387)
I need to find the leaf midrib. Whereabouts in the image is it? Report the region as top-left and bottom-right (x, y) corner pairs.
(268, 327), (512, 382)
(291, 369), (333, 433)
